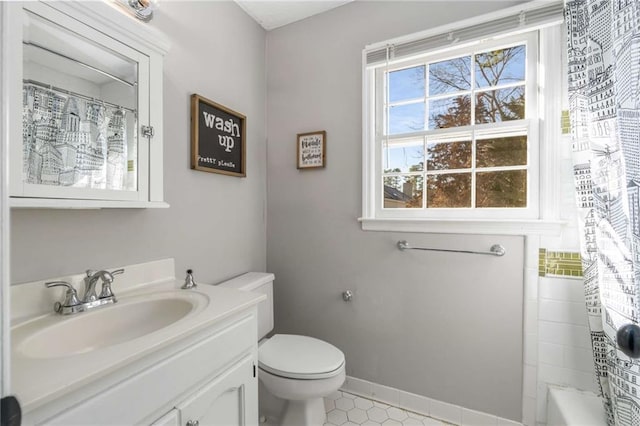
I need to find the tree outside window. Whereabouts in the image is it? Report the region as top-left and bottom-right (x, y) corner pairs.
(382, 44), (529, 210)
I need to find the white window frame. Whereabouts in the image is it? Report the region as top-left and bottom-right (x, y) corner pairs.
(374, 32), (538, 219)
(361, 14), (566, 235)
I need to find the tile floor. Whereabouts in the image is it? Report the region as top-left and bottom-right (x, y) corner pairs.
(324, 391), (451, 426)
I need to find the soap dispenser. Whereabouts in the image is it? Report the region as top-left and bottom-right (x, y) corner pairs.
(181, 269), (197, 289)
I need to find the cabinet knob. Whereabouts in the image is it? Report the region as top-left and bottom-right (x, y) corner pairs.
(186, 421), (199, 426)
(142, 125), (155, 138)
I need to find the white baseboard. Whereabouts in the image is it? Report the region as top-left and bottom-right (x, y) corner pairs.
(341, 376), (522, 426)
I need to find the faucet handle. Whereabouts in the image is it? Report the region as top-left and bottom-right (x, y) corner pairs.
(45, 280), (75, 291)
(100, 268), (125, 284)
(45, 281), (81, 312)
(99, 268), (124, 300)
(108, 268), (125, 281)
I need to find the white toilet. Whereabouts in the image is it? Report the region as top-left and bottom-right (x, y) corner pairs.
(218, 272), (345, 426)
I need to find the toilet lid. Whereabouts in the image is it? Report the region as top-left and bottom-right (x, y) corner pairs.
(259, 334), (345, 380)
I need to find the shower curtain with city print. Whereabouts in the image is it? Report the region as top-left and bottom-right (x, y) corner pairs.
(566, 0), (640, 424)
(22, 84), (128, 190)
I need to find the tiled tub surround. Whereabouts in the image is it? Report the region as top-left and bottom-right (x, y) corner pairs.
(535, 247), (599, 424)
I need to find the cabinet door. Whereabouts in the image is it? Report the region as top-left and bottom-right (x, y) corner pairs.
(15, 2), (150, 202)
(4, 1), (168, 208)
(177, 355), (258, 426)
(151, 409), (180, 426)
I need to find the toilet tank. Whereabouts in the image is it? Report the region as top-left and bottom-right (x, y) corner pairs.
(216, 272), (274, 340)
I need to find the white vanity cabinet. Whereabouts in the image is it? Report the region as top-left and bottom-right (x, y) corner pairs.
(151, 410), (180, 426)
(20, 309), (260, 426)
(2, 1), (168, 208)
(177, 355), (258, 426)
(154, 355), (258, 426)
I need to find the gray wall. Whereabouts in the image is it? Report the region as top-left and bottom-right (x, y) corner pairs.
(11, 1), (267, 285)
(266, 1), (525, 420)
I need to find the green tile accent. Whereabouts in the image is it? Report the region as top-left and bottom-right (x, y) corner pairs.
(539, 248), (547, 277)
(539, 248), (583, 278)
(561, 110), (571, 134)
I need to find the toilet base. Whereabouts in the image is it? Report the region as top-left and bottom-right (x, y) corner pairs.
(258, 364), (345, 426)
(280, 397), (326, 426)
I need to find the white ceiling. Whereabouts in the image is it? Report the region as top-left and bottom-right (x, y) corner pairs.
(235, 1), (353, 31)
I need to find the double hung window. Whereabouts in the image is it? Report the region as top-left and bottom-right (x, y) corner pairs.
(361, 2), (565, 229)
(368, 32), (538, 220)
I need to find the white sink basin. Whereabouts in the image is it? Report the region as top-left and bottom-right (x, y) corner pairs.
(14, 293), (205, 359)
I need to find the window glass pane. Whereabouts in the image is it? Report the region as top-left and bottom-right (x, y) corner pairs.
(426, 140), (471, 170)
(475, 86), (525, 123)
(429, 56), (471, 96)
(476, 170), (527, 207)
(389, 103), (425, 135)
(429, 95), (470, 129)
(384, 141), (424, 173)
(475, 45), (526, 88)
(476, 135), (527, 168)
(22, 10), (138, 192)
(383, 175), (423, 208)
(426, 173), (471, 207)
(389, 66), (425, 103)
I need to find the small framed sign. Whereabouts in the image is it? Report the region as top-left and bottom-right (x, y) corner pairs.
(191, 94), (246, 177)
(297, 130), (326, 169)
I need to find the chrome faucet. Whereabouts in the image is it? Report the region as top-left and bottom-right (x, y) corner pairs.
(46, 268), (125, 315)
(84, 269), (124, 303)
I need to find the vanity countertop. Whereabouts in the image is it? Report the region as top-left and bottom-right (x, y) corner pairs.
(11, 279), (265, 413)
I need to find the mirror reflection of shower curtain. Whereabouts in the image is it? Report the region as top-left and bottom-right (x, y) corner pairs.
(22, 83), (128, 191)
(566, 1), (640, 425)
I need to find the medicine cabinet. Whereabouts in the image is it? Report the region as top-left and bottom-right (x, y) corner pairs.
(3, 1), (169, 208)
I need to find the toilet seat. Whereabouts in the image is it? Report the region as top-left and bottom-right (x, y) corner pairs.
(259, 334), (345, 380)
